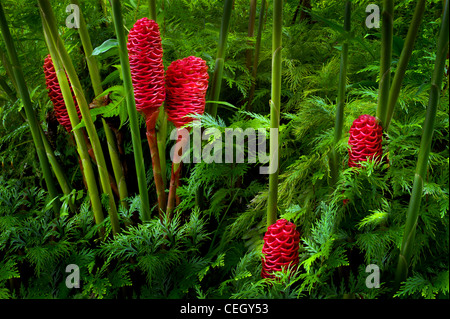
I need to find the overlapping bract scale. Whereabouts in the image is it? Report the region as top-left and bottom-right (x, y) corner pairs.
(165, 56), (209, 128)
(127, 17), (165, 122)
(348, 114), (383, 168)
(261, 219), (300, 279)
(43, 54), (81, 132)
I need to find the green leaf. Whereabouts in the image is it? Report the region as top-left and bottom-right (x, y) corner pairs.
(91, 39), (119, 56)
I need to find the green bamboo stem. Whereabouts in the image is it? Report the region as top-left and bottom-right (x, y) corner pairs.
(395, 0), (449, 286)
(72, 0), (129, 208)
(38, 0), (120, 235)
(329, 1), (351, 187)
(41, 19), (105, 229)
(383, 0), (426, 131)
(39, 126), (77, 214)
(266, 0), (283, 228)
(247, 0), (266, 112)
(0, 2), (60, 216)
(376, 0), (394, 127)
(148, 0), (157, 20)
(245, 0), (257, 71)
(205, 0), (233, 118)
(110, 0), (152, 221)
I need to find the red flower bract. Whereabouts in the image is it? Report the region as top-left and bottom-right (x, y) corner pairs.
(348, 114), (383, 168)
(43, 54), (81, 132)
(127, 17), (165, 124)
(165, 56), (209, 128)
(261, 219), (300, 279)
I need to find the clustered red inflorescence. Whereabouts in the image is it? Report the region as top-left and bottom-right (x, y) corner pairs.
(165, 56), (209, 129)
(261, 219), (300, 279)
(348, 114), (383, 168)
(127, 17), (165, 125)
(43, 54), (81, 132)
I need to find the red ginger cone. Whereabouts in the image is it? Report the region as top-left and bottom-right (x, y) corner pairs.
(261, 219), (300, 279)
(164, 56), (209, 220)
(165, 56), (209, 128)
(348, 114), (383, 168)
(43, 54), (81, 132)
(127, 17), (165, 127)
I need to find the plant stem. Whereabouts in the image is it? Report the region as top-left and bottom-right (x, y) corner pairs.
(376, 0), (394, 127)
(148, 0), (157, 20)
(205, 0), (233, 118)
(41, 18), (105, 229)
(329, 1), (351, 187)
(110, 0), (152, 222)
(383, 0), (426, 131)
(266, 0), (283, 228)
(39, 0), (120, 235)
(247, 0), (266, 112)
(0, 2), (60, 216)
(72, 0), (129, 208)
(395, 0), (449, 286)
(166, 130), (189, 221)
(146, 118), (166, 220)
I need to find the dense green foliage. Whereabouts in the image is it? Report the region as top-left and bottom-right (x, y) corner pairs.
(0, 0), (448, 299)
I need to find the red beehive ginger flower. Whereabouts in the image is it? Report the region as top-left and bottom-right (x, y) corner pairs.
(348, 114), (383, 168)
(43, 54), (81, 132)
(165, 56), (209, 128)
(261, 219), (300, 279)
(127, 17), (165, 127)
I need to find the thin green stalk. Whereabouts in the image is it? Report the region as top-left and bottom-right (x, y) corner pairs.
(38, 0), (120, 235)
(395, 0), (449, 286)
(148, 0), (157, 20)
(329, 1), (351, 187)
(383, 0), (426, 131)
(205, 0), (233, 118)
(0, 1), (60, 216)
(41, 19), (105, 229)
(39, 126), (77, 214)
(376, 0), (394, 127)
(247, 0), (266, 112)
(110, 0), (151, 221)
(245, 0), (257, 71)
(72, 0), (129, 208)
(266, 0), (283, 228)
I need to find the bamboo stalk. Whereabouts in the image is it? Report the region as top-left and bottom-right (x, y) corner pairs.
(245, 0), (257, 71)
(205, 0), (233, 118)
(0, 2), (60, 216)
(38, 0), (120, 235)
(71, 0), (129, 208)
(329, 1), (351, 187)
(148, 0), (157, 20)
(41, 19), (105, 230)
(376, 0), (394, 127)
(395, 0), (449, 286)
(266, 0), (283, 228)
(247, 0), (266, 112)
(383, 0), (426, 131)
(110, 0), (152, 221)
